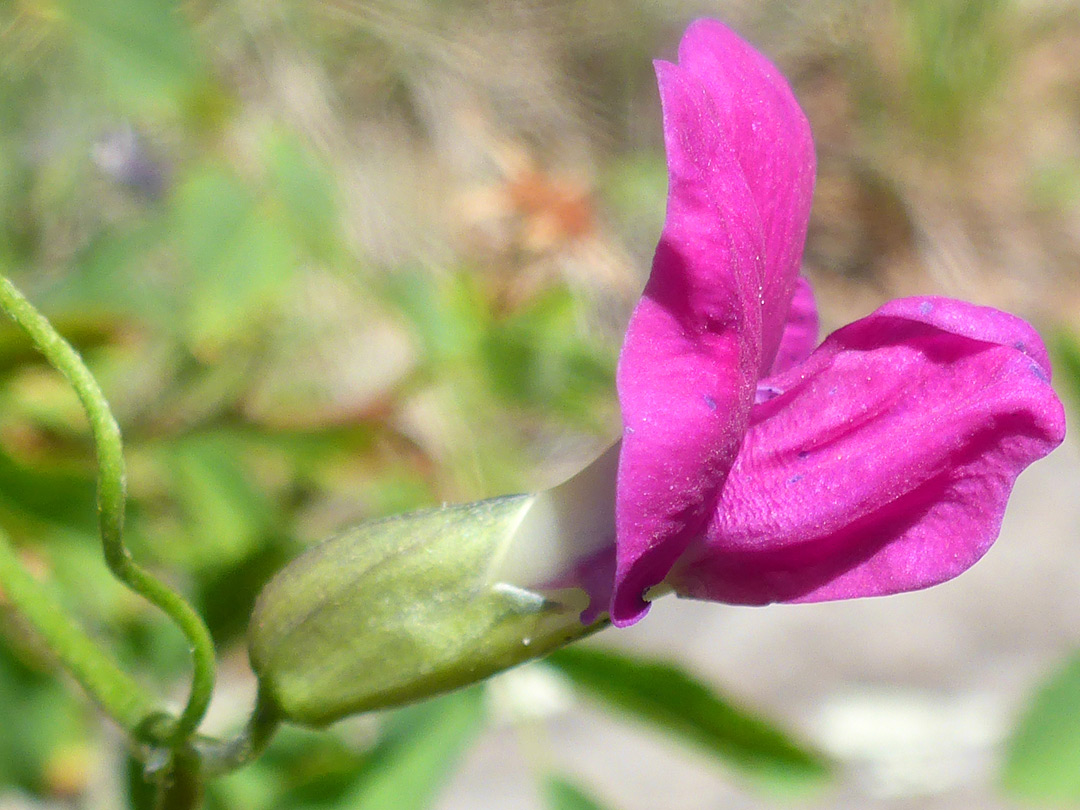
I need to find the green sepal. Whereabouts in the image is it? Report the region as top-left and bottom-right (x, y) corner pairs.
(249, 495), (604, 726)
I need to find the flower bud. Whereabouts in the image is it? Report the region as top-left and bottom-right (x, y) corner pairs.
(248, 447), (617, 726)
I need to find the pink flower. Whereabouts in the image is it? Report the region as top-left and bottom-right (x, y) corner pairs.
(612, 19), (1066, 627)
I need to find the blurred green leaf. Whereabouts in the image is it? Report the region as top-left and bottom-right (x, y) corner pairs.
(1003, 652), (1080, 801)
(210, 691), (484, 810)
(895, 0), (1010, 142)
(173, 164), (298, 351)
(0, 449), (97, 534)
(207, 723), (369, 810)
(544, 776), (614, 810)
(338, 687), (486, 810)
(63, 219), (178, 329)
(599, 154), (666, 252)
(0, 642), (90, 793)
(157, 432), (277, 571)
(547, 646), (829, 791)
(264, 132), (342, 262)
(1051, 331), (1080, 408)
(482, 288), (614, 425)
(56, 0), (206, 109)
(382, 270), (487, 367)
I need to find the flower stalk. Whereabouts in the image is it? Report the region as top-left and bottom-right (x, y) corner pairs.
(0, 275), (216, 743)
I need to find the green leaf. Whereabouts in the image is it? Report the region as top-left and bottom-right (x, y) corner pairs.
(546, 646), (830, 791)
(264, 131), (341, 262)
(339, 688), (486, 810)
(63, 219), (178, 330)
(481, 288), (615, 426)
(172, 164), (298, 351)
(1002, 652), (1080, 801)
(56, 0), (206, 109)
(381, 270), (487, 366)
(0, 643), (90, 792)
(1051, 331), (1080, 409)
(206, 724), (369, 810)
(0, 449), (97, 534)
(544, 776), (614, 810)
(156, 433), (276, 571)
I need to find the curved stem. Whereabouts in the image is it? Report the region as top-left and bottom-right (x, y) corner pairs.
(0, 276), (216, 742)
(196, 689), (282, 776)
(0, 526), (158, 733)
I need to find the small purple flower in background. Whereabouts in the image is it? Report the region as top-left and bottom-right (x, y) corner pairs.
(612, 19), (1066, 626)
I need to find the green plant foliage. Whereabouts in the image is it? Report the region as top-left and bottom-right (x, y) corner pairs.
(154, 433), (279, 572)
(0, 643), (91, 794)
(1051, 331), (1080, 407)
(338, 687), (486, 810)
(482, 289), (614, 425)
(263, 133), (343, 264)
(205, 724), (374, 810)
(894, 0), (1011, 142)
(0, 448), (97, 535)
(1002, 653), (1080, 801)
(172, 165), (299, 352)
(546, 646), (830, 791)
(55, 0), (207, 111)
(544, 775), (615, 810)
(207, 688), (484, 810)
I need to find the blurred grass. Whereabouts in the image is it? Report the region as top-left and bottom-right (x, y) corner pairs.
(0, 0), (1079, 807)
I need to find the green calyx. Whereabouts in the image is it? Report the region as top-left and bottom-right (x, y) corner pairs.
(248, 495), (606, 726)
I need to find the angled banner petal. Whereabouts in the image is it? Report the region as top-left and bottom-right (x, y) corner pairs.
(613, 59), (763, 626)
(671, 297), (1066, 606)
(614, 21), (816, 626)
(678, 19), (816, 371)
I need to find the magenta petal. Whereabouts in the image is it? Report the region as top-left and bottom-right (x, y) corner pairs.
(767, 275), (819, 378)
(612, 59), (764, 626)
(677, 19), (816, 371)
(671, 297), (1067, 606)
(613, 22), (816, 626)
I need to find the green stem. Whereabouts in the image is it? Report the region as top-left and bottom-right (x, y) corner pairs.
(0, 526), (158, 733)
(195, 689), (282, 777)
(0, 276), (216, 742)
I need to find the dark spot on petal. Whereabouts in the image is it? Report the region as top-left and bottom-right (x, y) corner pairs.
(1031, 363), (1049, 382)
(704, 395), (717, 411)
(919, 301), (933, 315)
(1014, 340), (1027, 353)
(755, 384), (783, 404)
(798, 450), (810, 459)
(787, 473), (804, 484)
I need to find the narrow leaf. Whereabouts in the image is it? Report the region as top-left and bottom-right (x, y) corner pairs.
(546, 646), (829, 790)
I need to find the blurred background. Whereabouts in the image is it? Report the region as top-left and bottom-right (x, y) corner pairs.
(1, 0), (1079, 807)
